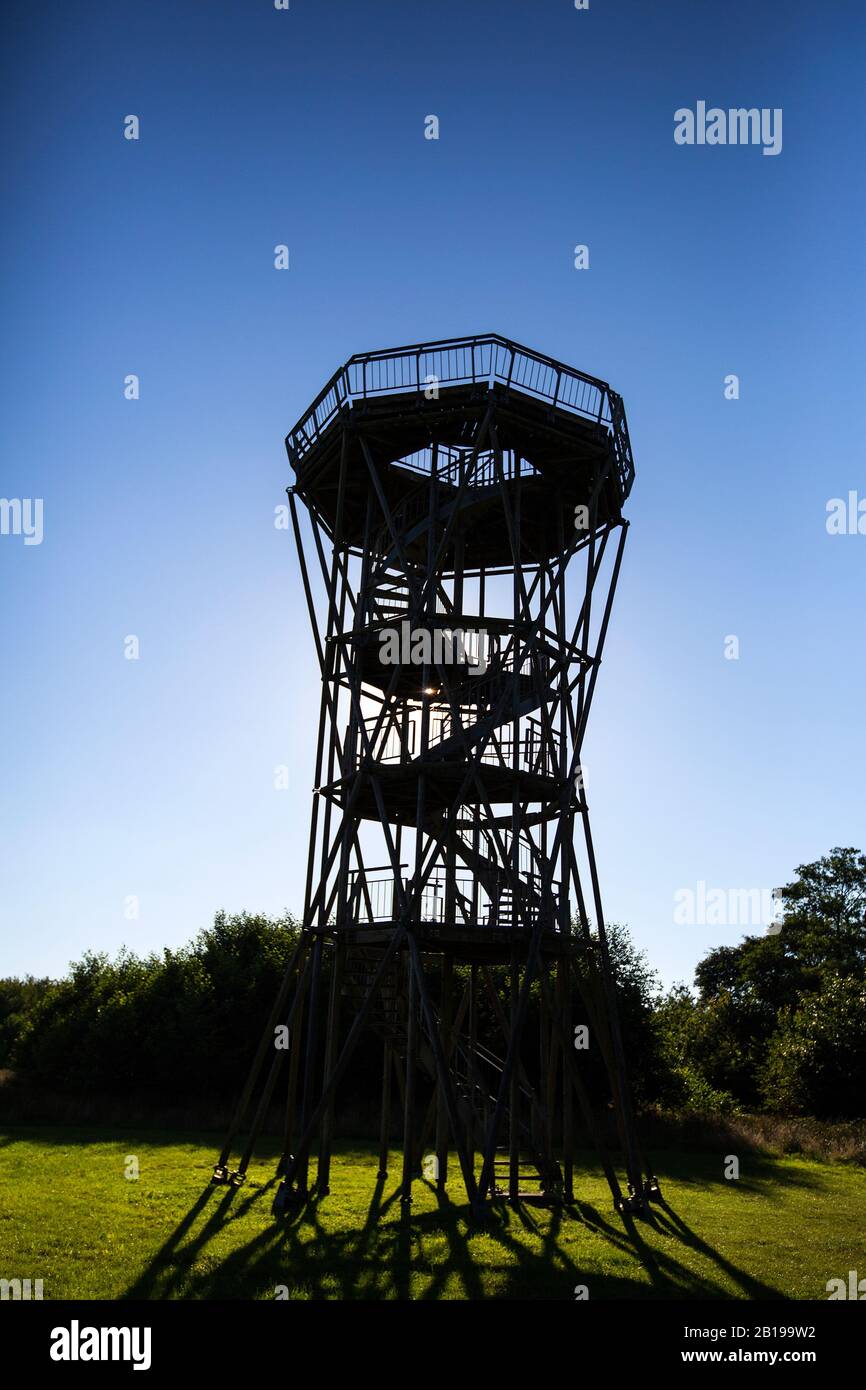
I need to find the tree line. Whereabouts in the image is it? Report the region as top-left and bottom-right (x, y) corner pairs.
(1, 848), (863, 1122)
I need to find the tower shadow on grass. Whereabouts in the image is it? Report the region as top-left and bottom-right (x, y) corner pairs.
(120, 1156), (784, 1301)
(123, 1178), (279, 1300)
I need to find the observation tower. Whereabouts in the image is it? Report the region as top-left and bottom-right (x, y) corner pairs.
(214, 335), (658, 1217)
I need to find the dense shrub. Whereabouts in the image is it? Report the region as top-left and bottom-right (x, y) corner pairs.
(759, 976), (866, 1117)
(11, 913), (300, 1101)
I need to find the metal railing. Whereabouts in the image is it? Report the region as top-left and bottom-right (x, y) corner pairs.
(430, 713), (560, 777)
(285, 334), (635, 501)
(355, 709), (560, 776)
(348, 870), (476, 925)
(483, 881), (561, 927)
(359, 713), (415, 765)
(347, 867), (561, 929)
(387, 445), (537, 489)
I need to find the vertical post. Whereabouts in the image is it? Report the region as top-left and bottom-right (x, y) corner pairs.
(558, 957), (574, 1200)
(317, 936), (345, 1194)
(472, 562), (485, 926)
(444, 806), (457, 929)
(467, 962), (478, 1171)
(297, 936), (323, 1194)
(280, 965), (309, 1172)
(435, 954), (453, 1189)
(545, 968), (560, 1178)
(581, 810), (645, 1199)
(401, 951), (418, 1205)
(556, 499), (571, 935)
(394, 819), (403, 922)
(378, 1041), (392, 1179)
(537, 961), (549, 1162)
(509, 948), (520, 1202)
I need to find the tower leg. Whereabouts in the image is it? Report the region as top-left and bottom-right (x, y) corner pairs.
(509, 950), (520, 1203)
(279, 961), (309, 1174)
(545, 970), (561, 1188)
(557, 958), (574, 1200)
(297, 937), (324, 1195)
(317, 937), (345, 1194)
(400, 950), (418, 1205)
(435, 954), (452, 1191)
(467, 962), (477, 1178)
(580, 809), (646, 1208)
(281, 926), (405, 1197)
(213, 936), (307, 1181)
(232, 949), (312, 1185)
(377, 1041), (392, 1180)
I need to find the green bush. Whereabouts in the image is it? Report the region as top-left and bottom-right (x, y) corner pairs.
(12, 913), (301, 1100)
(760, 976), (866, 1117)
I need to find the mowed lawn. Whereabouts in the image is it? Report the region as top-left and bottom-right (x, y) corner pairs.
(1, 1127), (864, 1300)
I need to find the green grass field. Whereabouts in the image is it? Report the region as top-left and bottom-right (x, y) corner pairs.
(1, 1127), (863, 1300)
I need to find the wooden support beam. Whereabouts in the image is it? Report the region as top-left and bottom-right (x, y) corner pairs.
(317, 937), (346, 1193)
(377, 1041), (393, 1179)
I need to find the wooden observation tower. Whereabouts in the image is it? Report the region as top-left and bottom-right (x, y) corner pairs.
(213, 335), (659, 1217)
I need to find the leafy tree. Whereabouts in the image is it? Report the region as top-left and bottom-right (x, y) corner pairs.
(775, 846), (866, 977)
(0, 975), (52, 1069)
(760, 976), (866, 1117)
(652, 985), (739, 1112)
(569, 922), (672, 1107)
(12, 913), (301, 1098)
(676, 848), (866, 1112)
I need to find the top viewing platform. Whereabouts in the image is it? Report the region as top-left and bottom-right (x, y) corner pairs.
(284, 336), (635, 559)
(286, 334), (635, 501)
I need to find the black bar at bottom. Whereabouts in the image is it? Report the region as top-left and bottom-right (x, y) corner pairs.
(2, 1297), (859, 1375)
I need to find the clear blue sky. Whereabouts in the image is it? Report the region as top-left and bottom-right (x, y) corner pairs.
(1, 0), (863, 989)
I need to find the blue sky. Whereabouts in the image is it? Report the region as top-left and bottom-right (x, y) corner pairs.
(1, 0), (863, 988)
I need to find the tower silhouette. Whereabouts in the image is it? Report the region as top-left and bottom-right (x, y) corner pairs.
(214, 335), (658, 1217)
